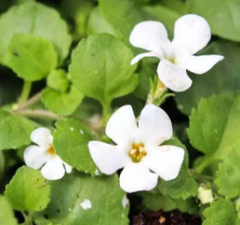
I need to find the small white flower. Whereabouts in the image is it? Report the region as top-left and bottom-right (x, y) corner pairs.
(197, 186), (214, 204)
(24, 127), (72, 180)
(88, 104), (185, 193)
(129, 14), (224, 92)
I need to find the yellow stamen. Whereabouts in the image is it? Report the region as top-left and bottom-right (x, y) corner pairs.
(129, 143), (147, 163)
(47, 144), (56, 155)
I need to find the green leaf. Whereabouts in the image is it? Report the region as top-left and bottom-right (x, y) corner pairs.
(140, 191), (198, 214)
(41, 86), (84, 116)
(9, 34), (57, 81)
(188, 93), (240, 165)
(0, 1), (71, 66)
(99, 0), (149, 44)
(69, 33), (138, 105)
(175, 40), (240, 115)
(203, 199), (240, 225)
(47, 69), (69, 93)
(215, 148), (240, 198)
(158, 165), (198, 200)
(158, 138), (198, 199)
(0, 109), (35, 151)
(53, 118), (97, 175)
(4, 166), (51, 212)
(187, 0), (240, 42)
(87, 7), (117, 37)
(33, 172), (129, 225)
(0, 196), (17, 225)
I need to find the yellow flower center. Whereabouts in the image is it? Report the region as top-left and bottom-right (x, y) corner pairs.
(167, 57), (176, 64)
(47, 144), (56, 155)
(129, 143), (147, 163)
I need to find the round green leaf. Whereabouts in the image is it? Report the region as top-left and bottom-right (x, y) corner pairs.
(33, 172), (129, 225)
(87, 7), (117, 36)
(0, 1), (71, 66)
(41, 86), (84, 116)
(188, 93), (240, 161)
(53, 118), (97, 175)
(215, 148), (240, 198)
(203, 199), (239, 225)
(69, 33), (138, 104)
(0, 196), (17, 225)
(47, 69), (69, 93)
(4, 166), (51, 212)
(9, 34), (57, 81)
(0, 109), (35, 151)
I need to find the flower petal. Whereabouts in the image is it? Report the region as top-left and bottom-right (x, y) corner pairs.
(173, 14), (211, 55)
(130, 21), (170, 55)
(63, 162), (72, 174)
(157, 59), (192, 92)
(41, 157), (65, 180)
(106, 105), (137, 145)
(24, 145), (49, 169)
(31, 127), (53, 148)
(88, 141), (130, 175)
(138, 104), (172, 146)
(120, 163), (158, 193)
(186, 55), (224, 75)
(146, 145), (184, 181)
(130, 51), (160, 65)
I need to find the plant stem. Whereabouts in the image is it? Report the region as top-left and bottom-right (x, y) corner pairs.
(194, 157), (214, 174)
(15, 92), (42, 111)
(102, 102), (110, 126)
(18, 81), (32, 105)
(15, 109), (63, 120)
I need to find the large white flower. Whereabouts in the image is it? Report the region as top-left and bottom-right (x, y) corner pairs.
(88, 104), (185, 193)
(129, 14), (224, 92)
(24, 127), (72, 180)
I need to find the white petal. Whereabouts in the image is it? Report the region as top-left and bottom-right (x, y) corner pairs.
(157, 59), (192, 92)
(41, 157), (65, 180)
(31, 127), (52, 148)
(88, 141), (130, 175)
(130, 21), (170, 54)
(120, 163), (158, 193)
(146, 145), (184, 181)
(63, 162), (72, 174)
(138, 104), (172, 146)
(24, 145), (49, 169)
(130, 52), (160, 65)
(106, 105), (137, 146)
(173, 14), (211, 55)
(186, 55), (224, 75)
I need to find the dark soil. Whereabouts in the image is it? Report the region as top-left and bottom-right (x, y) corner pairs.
(132, 210), (202, 225)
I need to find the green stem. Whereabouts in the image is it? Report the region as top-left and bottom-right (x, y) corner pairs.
(102, 102), (111, 126)
(15, 109), (63, 120)
(18, 81), (32, 105)
(15, 92), (42, 112)
(194, 157), (214, 174)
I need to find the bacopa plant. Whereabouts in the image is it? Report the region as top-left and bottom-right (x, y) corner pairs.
(0, 0), (239, 225)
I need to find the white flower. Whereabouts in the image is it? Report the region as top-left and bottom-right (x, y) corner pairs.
(197, 186), (214, 204)
(24, 127), (72, 180)
(129, 14), (224, 92)
(88, 104), (185, 193)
